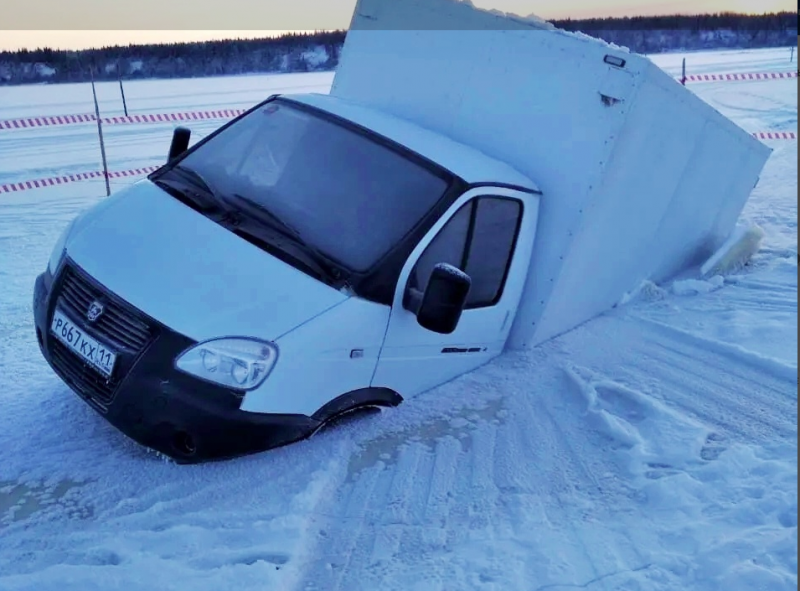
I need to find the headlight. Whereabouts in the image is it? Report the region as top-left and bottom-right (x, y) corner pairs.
(48, 218), (76, 274)
(175, 337), (278, 391)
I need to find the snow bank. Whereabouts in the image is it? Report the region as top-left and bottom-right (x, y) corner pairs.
(672, 275), (725, 295)
(617, 280), (669, 305)
(622, 223), (766, 301)
(331, 0), (773, 351)
(701, 222), (766, 277)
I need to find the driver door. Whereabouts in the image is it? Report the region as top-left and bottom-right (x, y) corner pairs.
(371, 187), (541, 397)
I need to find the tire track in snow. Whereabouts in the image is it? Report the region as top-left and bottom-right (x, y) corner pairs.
(542, 367), (660, 578)
(291, 354), (658, 591)
(635, 317), (797, 411)
(645, 334), (796, 403)
(302, 460), (385, 591)
(728, 275), (798, 296)
(290, 409), (490, 589)
(491, 362), (653, 588)
(360, 441), (428, 585)
(422, 435), (462, 540)
(566, 312), (796, 447)
(638, 348), (796, 444)
(637, 315), (797, 385)
(442, 421), (500, 584)
(350, 439), (471, 590)
(508, 386), (604, 586)
(709, 292), (797, 313)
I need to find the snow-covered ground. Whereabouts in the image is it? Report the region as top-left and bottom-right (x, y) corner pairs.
(0, 47), (796, 591)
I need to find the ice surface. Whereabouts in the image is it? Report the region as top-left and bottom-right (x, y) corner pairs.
(0, 48), (797, 591)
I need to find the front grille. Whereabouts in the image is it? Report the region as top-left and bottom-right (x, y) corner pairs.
(57, 264), (153, 352)
(47, 260), (158, 408)
(50, 339), (115, 407)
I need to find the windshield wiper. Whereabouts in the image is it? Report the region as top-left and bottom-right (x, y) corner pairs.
(228, 193), (349, 287)
(230, 224), (342, 287)
(153, 164), (230, 213)
(227, 193), (301, 239)
(155, 170), (349, 288)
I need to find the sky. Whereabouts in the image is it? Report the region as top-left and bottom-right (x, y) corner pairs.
(0, 0), (795, 51)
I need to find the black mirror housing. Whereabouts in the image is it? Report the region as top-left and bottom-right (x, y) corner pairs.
(168, 126), (192, 162)
(416, 263), (471, 334)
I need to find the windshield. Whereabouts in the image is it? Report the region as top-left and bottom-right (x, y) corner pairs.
(174, 100), (450, 272)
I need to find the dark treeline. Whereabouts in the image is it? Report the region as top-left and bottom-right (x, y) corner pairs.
(0, 12), (796, 86)
(0, 31), (344, 85)
(556, 11), (796, 31)
(555, 11), (797, 53)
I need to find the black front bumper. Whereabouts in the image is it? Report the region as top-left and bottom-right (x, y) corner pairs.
(33, 262), (321, 464)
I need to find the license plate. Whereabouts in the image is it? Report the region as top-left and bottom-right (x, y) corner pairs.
(50, 308), (117, 378)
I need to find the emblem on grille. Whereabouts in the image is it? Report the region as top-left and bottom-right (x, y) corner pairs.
(87, 300), (105, 323)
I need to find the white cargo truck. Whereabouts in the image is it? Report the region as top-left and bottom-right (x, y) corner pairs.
(33, 0), (771, 462)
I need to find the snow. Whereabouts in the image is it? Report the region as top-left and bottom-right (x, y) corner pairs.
(0, 48), (797, 591)
(301, 46), (330, 69)
(565, 29), (631, 52)
(672, 275), (726, 296)
(435, 262), (471, 284)
(33, 63), (56, 78)
(700, 223), (766, 277)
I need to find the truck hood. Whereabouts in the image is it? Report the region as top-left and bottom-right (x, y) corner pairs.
(65, 180), (348, 342)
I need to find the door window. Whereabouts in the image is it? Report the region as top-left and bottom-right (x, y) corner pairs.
(410, 196), (523, 308)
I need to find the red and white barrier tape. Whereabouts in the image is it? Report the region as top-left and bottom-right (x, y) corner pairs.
(1, 69), (796, 131)
(0, 113), (97, 129)
(1, 129), (795, 195)
(0, 109), (247, 130)
(752, 131), (797, 140)
(0, 166), (160, 194)
(100, 109), (247, 126)
(683, 71), (797, 83)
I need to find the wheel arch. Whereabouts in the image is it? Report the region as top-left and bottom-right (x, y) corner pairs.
(311, 386), (403, 425)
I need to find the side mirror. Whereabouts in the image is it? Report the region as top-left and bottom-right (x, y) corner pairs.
(414, 263), (471, 334)
(167, 126), (192, 162)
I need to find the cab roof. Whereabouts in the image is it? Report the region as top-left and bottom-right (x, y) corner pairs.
(282, 93), (541, 193)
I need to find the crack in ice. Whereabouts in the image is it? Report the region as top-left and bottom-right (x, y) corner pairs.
(533, 563), (655, 591)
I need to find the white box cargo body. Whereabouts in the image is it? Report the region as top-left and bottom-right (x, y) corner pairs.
(330, 0), (773, 348)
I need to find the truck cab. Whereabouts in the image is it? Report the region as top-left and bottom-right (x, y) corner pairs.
(33, 92), (542, 462)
